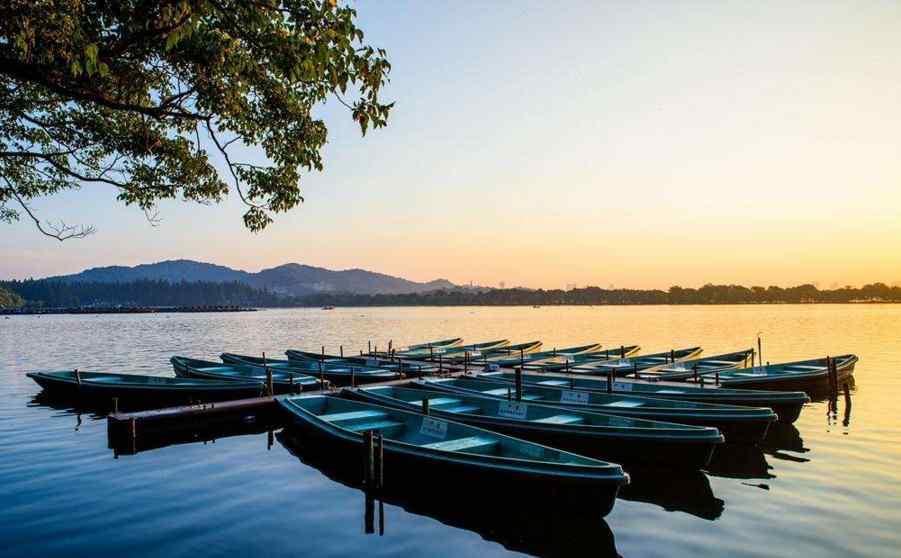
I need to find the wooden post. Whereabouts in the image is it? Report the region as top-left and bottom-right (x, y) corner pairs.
(128, 416), (137, 440)
(112, 397), (119, 414)
(620, 345), (625, 358)
(422, 398), (429, 415)
(351, 367), (356, 388)
(438, 354), (443, 373)
(670, 349), (675, 364)
(368, 340), (372, 355)
(375, 432), (384, 490)
(463, 351), (469, 374)
(266, 368), (274, 396)
(74, 368), (81, 385)
(340, 345), (344, 358)
(694, 365), (699, 382)
(607, 370), (613, 393)
(715, 371), (720, 385)
(758, 335), (763, 368)
(515, 367), (523, 401)
(363, 430), (374, 487)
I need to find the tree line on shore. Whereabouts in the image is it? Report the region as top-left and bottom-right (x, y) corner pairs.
(2, 279), (900, 309)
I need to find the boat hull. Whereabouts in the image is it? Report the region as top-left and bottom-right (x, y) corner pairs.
(716, 358), (857, 394)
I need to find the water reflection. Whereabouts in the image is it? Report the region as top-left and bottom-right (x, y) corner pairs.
(619, 466), (724, 520)
(277, 428), (620, 558)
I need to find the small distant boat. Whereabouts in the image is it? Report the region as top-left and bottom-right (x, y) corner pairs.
(477, 371), (810, 423)
(685, 355), (859, 394)
(322, 306), (335, 310)
(567, 347), (704, 376)
(26, 370), (265, 403)
(279, 395), (628, 516)
(172, 356), (323, 393)
(344, 385), (723, 469)
(641, 349), (754, 380)
(416, 376), (776, 443)
(218, 353), (402, 385)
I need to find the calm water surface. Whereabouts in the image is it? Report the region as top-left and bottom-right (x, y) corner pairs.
(2, 305), (900, 557)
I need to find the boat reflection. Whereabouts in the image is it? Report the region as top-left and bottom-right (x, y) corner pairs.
(706, 443), (773, 481)
(619, 466), (724, 520)
(277, 428), (620, 558)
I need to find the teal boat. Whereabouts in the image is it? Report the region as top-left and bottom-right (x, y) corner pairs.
(344, 385), (723, 469)
(393, 339), (511, 361)
(567, 347), (704, 376)
(219, 353), (402, 385)
(487, 342), (603, 367)
(477, 371), (810, 423)
(440, 341), (543, 364)
(416, 376), (776, 443)
(533, 345), (642, 371)
(684, 354), (859, 394)
(644, 349), (754, 380)
(27, 370), (265, 404)
(171, 356), (323, 393)
(284, 350), (439, 375)
(279, 395), (628, 516)
(403, 337), (464, 351)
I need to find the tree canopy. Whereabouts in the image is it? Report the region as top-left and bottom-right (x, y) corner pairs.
(0, 0), (392, 239)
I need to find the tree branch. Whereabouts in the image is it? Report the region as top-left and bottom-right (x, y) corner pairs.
(1, 177), (95, 241)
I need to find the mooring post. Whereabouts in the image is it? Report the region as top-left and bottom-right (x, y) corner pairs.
(429, 346), (434, 361)
(670, 349), (675, 364)
(694, 365), (699, 382)
(607, 370), (613, 393)
(75, 368), (81, 385)
(340, 345), (344, 358)
(633, 362), (639, 379)
(351, 367), (356, 388)
(506, 387), (512, 400)
(266, 368), (274, 396)
(368, 340), (372, 355)
(363, 430), (374, 487)
(758, 335), (763, 368)
(620, 345), (625, 358)
(375, 432), (384, 490)
(715, 371), (720, 385)
(515, 367), (523, 401)
(112, 397), (119, 415)
(438, 354), (443, 373)
(128, 416), (137, 440)
(422, 397), (429, 415)
(463, 352), (469, 374)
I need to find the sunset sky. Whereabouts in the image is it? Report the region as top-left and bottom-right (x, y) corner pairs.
(3, 1), (901, 289)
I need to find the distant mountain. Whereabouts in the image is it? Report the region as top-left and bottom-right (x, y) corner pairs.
(48, 259), (456, 297)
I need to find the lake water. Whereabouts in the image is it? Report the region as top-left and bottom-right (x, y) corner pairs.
(1, 305), (899, 557)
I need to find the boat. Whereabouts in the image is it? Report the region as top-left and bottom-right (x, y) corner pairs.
(438, 341), (543, 364)
(284, 350), (439, 375)
(391, 339), (511, 361)
(171, 356), (324, 393)
(343, 385), (723, 469)
(644, 349), (754, 380)
(26, 370), (265, 404)
(279, 395), (628, 516)
(415, 376), (776, 443)
(403, 337), (464, 351)
(487, 342), (603, 367)
(477, 371), (810, 423)
(214, 354), (402, 386)
(322, 306), (335, 310)
(532, 345), (642, 371)
(566, 347), (704, 376)
(683, 354), (859, 393)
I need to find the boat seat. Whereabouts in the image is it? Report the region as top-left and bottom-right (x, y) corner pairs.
(421, 436), (498, 453)
(441, 404), (482, 414)
(345, 419), (404, 432)
(320, 410), (387, 422)
(533, 414), (585, 425)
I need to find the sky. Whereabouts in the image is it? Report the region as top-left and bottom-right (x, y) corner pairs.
(3, 1), (901, 289)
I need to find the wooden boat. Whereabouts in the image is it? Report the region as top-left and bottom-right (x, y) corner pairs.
(171, 356), (324, 393)
(284, 350), (439, 375)
(26, 370), (265, 404)
(219, 353), (402, 385)
(567, 347), (704, 376)
(416, 377), (776, 443)
(645, 349), (754, 380)
(279, 395), (628, 516)
(477, 371), (810, 423)
(684, 355), (859, 393)
(488, 342), (603, 367)
(392, 339), (511, 361)
(533, 345), (642, 371)
(344, 385), (723, 469)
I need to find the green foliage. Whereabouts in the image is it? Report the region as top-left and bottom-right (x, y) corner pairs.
(0, 0), (392, 238)
(0, 285), (25, 308)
